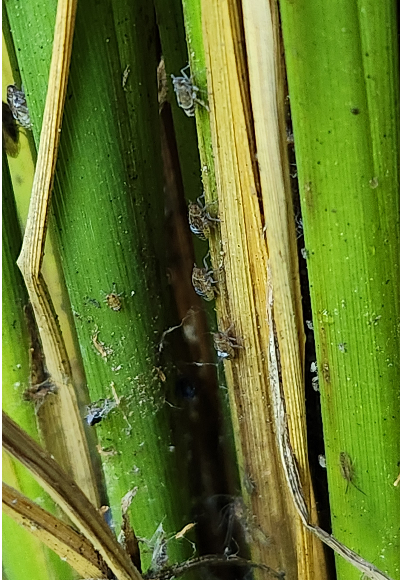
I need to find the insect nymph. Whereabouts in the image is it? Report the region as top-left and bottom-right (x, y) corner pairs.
(101, 283), (122, 311)
(85, 398), (116, 426)
(213, 329), (242, 360)
(339, 451), (366, 496)
(171, 65), (209, 117)
(105, 284), (122, 312)
(188, 194), (219, 240)
(7, 85), (31, 129)
(191, 254), (218, 302)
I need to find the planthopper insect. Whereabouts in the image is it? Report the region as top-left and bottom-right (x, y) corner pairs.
(191, 254), (218, 301)
(23, 379), (57, 407)
(85, 398), (116, 426)
(171, 65), (209, 117)
(212, 328), (243, 360)
(105, 284), (122, 311)
(7, 84), (32, 129)
(188, 194), (219, 240)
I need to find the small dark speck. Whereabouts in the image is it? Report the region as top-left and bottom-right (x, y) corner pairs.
(176, 375), (197, 400)
(365, 52), (369, 57)
(351, 108), (360, 115)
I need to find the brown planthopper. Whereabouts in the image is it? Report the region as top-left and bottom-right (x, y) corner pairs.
(171, 65), (209, 117)
(191, 254), (218, 301)
(212, 327), (243, 360)
(188, 194), (219, 240)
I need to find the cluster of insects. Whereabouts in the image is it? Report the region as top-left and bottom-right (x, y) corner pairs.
(189, 229), (243, 359)
(188, 194), (220, 309)
(172, 65), (243, 362)
(171, 65), (209, 117)
(188, 192), (220, 300)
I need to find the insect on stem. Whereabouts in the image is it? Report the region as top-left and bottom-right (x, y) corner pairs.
(171, 65), (210, 117)
(188, 194), (219, 240)
(7, 84), (32, 129)
(339, 452), (367, 496)
(191, 254), (218, 302)
(212, 326), (243, 360)
(105, 283), (122, 311)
